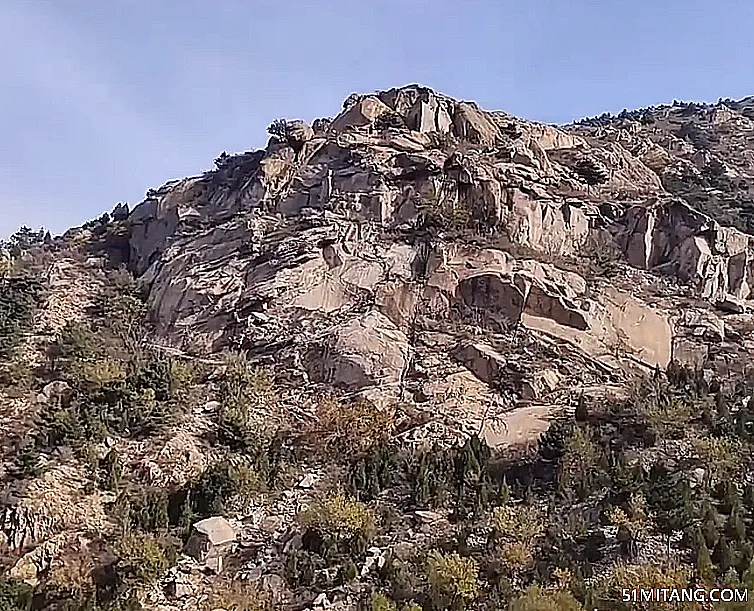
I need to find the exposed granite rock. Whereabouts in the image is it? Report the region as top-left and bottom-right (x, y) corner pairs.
(185, 516), (237, 574)
(619, 199), (754, 309)
(123, 84), (754, 416)
(305, 310), (410, 393)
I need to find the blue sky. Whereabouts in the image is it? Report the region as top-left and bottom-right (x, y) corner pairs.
(2, 0), (753, 238)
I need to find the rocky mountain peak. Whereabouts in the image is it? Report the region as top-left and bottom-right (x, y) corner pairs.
(124, 87), (754, 389)
(4, 86), (754, 609)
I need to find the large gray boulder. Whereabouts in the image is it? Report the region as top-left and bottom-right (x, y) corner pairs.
(185, 516), (236, 573)
(619, 199), (754, 309)
(305, 311), (410, 392)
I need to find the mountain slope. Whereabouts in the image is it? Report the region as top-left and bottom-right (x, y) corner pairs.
(2, 85), (754, 610)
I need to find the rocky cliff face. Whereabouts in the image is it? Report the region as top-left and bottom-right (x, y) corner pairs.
(124, 85), (754, 422)
(6, 85), (754, 610)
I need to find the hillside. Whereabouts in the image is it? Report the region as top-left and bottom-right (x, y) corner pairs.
(2, 85), (754, 610)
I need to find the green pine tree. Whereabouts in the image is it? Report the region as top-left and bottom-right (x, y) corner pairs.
(697, 531), (715, 584)
(702, 502), (721, 549)
(714, 536), (734, 575)
(728, 508), (747, 542)
(575, 394), (589, 422)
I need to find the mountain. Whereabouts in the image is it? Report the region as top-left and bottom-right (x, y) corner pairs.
(2, 85), (754, 610)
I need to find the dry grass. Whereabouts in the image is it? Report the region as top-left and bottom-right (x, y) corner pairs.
(302, 397), (395, 458)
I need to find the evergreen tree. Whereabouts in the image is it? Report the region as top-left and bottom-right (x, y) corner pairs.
(702, 502), (721, 550)
(696, 530), (715, 584)
(728, 507), (747, 542)
(721, 481), (742, 515)
(737, 541), (754, 578)
(617, 524), (637, 559)
(575, 394), (589, 422)
(717, 391), (730, 419)
(100, 448), (123, 491)
(498, 476), (511, 506)
(714, 536), (734, 575)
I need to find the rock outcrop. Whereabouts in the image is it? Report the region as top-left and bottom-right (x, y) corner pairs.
(619, 199), (754, 311)
(9, 86), (754, 611)
(122, 84), (754, 416)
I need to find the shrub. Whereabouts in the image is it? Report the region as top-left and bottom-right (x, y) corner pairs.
(425, 550), (479, 610)
(370, 592), (398, 611)
(373, 112), (406, 131)
(47, 321), (101, 374)
(284, 549), (322, 589)
(209, 579), (276, 611)
(112, 533), (176, 585)
(0, 274), (45, 358)
(557, 425), (607, 499)
(184, 461), (260, 518)
(509, 585), (584, 611)
(80, 360), (127, 389)
(0, 578), (33, 610)
(11, 440), (45, 479)
(101, 293), (147, 345)
(218, 356), (277, 451)
(690, 436), (741, 482)
(594, 563), (694, 610)
(300, 492), (376, 542)
(572, 156), (609, 185)
(416, 195), (473, 232)
(491, 504), (545, 571)
(306, 398), (394, 458)
(165, 359), (197, 400)
(47, 546), (99, 601)
(38, 343), (189, 450)
(643, 397), (695, 441)
(115, 488), (170, 533)
(492, 504), (544, 542)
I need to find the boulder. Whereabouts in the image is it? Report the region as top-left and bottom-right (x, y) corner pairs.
(185, 516), (236, 573)
(717, 295), (746, 314)
(520, 369), (562, 401)
(452, 342), (507, 385)
(677, 308), (725, 342)
(601, 289), (672, 369)
(165, 570), (199, 599)
(9, 536), (67, 586)
(330, 96), (392, 131)
(619, 199), (754, 307)
(305, 311), (410, 391)
(36, 381), (73, 406)
(284, 119), (314, 146)
(524, 281), (589, 331)
(504, 191), (589, 257)
(452, 102), (499, 145)
(406, 90), (453, 133)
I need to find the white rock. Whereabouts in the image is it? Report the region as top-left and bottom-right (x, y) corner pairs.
(297, 473), (316, 489)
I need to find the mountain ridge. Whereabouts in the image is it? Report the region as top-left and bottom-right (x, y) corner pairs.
(3, 84), (754, 610)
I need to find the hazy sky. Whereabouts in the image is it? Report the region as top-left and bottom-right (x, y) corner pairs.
(2, 0), (753, 238)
